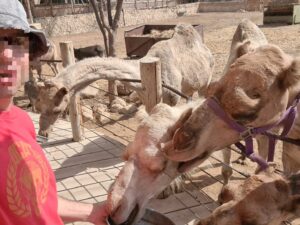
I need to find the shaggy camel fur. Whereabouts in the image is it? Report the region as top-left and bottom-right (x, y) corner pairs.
(163, 44), (300, 177)
(35, 23), (214, 137)
(219, 19), (268, 184)
(196, 172), (300, 225)
(107, 100), (203, 225)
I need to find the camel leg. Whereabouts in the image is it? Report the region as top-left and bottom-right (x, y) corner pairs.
(256, 135), (269, 159)
(282, 142), (300, 176)
(222, 147), (232, 185)
(255, 134), (273, 173)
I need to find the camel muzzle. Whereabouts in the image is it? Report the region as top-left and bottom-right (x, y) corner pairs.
(107, 204), (139, 225)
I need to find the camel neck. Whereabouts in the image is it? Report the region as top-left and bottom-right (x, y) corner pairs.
(53, 57), (142, 95)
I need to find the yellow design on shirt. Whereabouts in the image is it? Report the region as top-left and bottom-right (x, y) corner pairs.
(6, 141), (50, 217)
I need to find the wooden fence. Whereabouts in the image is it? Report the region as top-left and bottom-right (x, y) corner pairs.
(59, 40), (162, 141)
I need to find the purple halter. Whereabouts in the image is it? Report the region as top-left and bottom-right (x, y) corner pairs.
(207, 94), (300, 170)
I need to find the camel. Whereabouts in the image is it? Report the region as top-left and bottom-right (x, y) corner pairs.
(35, 23), (214, 137)
(222, 19), (268, 74)
(162, 44), (300, 178)
(196, 171), (300, 225)
(217, 19), (269, 184)
(106, 100), (207, 225)
(30, 39), (59, 80)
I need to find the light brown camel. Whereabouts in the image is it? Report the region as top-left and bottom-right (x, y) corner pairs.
(35, 23), (214, 137)
(218, 19), (268, 184)
(163, 44), (300, 177)
(222, 19), (268, 74)
(196, 171), (300, 225)
(106, 100), (205, 225)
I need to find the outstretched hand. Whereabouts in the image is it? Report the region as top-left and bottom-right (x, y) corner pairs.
(88, 202), (110, 225)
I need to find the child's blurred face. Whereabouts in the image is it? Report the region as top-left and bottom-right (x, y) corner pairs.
(0, 29), (29, 99)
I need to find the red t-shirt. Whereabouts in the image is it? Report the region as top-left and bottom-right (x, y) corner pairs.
(0, 106), (63, 225)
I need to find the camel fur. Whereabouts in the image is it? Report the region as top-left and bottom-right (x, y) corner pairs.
(35, 23), (214, 137)
(219, 19), (268, 184)
(162, 43), (300, 178)
(107, 100), (206, 225)
(196, 171), (300, 225)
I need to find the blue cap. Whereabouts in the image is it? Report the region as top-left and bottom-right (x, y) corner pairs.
(0, 0), (49, 59)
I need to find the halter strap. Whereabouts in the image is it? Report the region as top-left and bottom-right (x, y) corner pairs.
(207, 94), (300, 170)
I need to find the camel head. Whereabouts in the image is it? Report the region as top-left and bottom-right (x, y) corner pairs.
(196, 172), (300, 225)
(35, 80), (69, 137)
(163, 44), (300, 163)
(107, 102), (206, 225)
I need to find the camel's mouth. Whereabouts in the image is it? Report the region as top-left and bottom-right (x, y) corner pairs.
(177, 152), (209, 173)
(107, 204), (139, 225)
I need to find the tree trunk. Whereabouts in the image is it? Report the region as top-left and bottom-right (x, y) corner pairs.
(89, 0), (125, 105)
(89, 0), (109, 55)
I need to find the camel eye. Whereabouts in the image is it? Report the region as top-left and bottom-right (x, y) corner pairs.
(248, 92), (261, 99)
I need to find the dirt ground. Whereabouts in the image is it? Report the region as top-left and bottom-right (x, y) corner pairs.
(25, 11), (300, 176)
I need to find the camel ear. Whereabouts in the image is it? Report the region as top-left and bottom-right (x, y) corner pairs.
(278, 58), (300, 89)
(160, 108), (193, 153)
(172, 108), (193, 134)
(236, 40), (253, 58)
(172, 108), (195, 151)
(54, 87), (69, 106)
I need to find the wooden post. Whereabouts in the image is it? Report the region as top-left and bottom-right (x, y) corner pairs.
(60, 41), (84, 142)
(140, 57), (162, 113)
(60, 41), (75, 68)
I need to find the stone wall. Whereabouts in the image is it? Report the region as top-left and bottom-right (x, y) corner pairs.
(35, 1), (261, 37)
(35, 3), (200, 36)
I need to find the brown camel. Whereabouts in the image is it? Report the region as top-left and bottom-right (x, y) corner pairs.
(218, 19), (268, 184)
(196, 171), (300, 225)
(163, 44), (300, 177)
